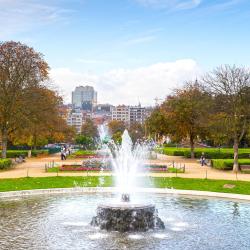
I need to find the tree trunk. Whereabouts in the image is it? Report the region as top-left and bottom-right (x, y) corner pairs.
(233, 137), (239, 172)
(190, 136), (195, 159)
(1, 128), (8, 158)
(33, 132), (37, 150)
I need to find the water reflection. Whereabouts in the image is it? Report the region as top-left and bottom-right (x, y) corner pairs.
(0, 193), (250, 250)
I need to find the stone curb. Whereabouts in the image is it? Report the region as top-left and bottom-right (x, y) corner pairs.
(0, 187), (250, 201)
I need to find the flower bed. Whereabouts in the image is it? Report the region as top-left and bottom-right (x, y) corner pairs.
(59, 164), (169, 172)
(60, 165), (103, 171)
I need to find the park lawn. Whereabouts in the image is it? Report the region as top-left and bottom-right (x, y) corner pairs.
(1, 176), (250, 195)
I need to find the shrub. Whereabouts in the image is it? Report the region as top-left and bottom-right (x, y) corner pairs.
(0, 150), (49, 158)
(159, 147), (250, 159)
(31, 150), (49, 157)
(211, 159), (250, 171)
(0, 159), (12, 170)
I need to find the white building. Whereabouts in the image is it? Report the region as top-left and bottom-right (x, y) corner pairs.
(67, 109), (83, 134)
(111, 105), (130, 123)
(129, 105), (146, 124)
(72, 86), (97, 111)
(111, 104), (146, 124)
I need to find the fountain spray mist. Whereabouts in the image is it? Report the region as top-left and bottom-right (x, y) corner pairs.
(98, 125), (149, 201)
(92, 125), (165, 232)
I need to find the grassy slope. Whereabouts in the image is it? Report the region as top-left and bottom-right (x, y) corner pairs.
(0, 176), (250, 195)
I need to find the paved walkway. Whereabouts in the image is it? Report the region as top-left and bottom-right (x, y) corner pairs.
(0, 154), (249, 181)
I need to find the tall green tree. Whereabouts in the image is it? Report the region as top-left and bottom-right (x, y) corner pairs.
(203, 65), (250, 172)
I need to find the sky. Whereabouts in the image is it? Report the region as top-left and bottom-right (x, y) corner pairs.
(1, 0), (250, 106)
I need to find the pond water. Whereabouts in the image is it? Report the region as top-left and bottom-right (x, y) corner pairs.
(0, 193), (250, 250)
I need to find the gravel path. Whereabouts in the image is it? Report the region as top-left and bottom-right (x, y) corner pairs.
(0, 154), (249, 181)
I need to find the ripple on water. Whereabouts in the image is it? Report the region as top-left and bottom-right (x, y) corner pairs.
(0, 193), (250, 250)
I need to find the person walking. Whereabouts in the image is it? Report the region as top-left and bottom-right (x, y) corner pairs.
(61, 147), (66, 160)
(200, 153), (206, 166)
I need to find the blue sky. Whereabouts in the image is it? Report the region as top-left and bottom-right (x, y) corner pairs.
(1, 0), (250, 105)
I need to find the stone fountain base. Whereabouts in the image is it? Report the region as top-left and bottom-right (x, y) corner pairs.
(91, 203), (165, 232)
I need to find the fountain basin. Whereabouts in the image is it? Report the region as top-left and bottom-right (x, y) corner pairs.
(91, 202), (165, 232)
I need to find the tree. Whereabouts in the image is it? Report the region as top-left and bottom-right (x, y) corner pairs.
(0, 41), (49, 157)
(112, 131), (123, 144)
(81, 118), (98, 138)
(206, 112), (230, 147)
(145, 107), (170, 141)
(8, 85), (75, 148)
(108, 120), (126, 135)
(203, 65), (250, 172)
(161, 81), (212, 158)
(75, 135), (94, 149)
(128, 122), (145, 142)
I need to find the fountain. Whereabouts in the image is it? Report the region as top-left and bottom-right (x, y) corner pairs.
(91, 129), (165, 232)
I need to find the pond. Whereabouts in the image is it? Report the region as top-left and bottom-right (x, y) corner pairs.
(0, 193), (250, 250)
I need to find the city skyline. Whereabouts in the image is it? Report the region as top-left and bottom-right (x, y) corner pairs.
(1, 0), (250, 105)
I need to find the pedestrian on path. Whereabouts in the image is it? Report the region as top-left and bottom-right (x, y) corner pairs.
(61, 147), (66, 160)
(200, 153), (207, 166)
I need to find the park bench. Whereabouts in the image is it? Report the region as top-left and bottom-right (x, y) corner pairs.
(240, 165), (250, 171)
(15, 155), (25, 163)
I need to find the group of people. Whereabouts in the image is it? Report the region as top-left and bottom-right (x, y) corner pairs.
(60, 145), (71, 160)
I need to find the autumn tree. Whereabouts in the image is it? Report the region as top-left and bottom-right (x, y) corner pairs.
(145, 107), (170, 141)
(128, 122), (145, 142)
(203, 65), (250, 172)
(81, 118), (98, 138)
(10, 87), (74, 148)
(108, 120), (126, 135)
(161, 81), (212, 158)
(0, 41), (49, 158)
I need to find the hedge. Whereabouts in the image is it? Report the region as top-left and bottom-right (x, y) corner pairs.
(0, 159), (12, 170)
(158, 147), (250, 159)
(211, 159), (250, 170)
(0, 150), (49, 158)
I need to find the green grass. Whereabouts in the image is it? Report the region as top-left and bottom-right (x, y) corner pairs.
(73, 150), (95, 156)
(0, 176), (113, 192)
(1, 176), (250, 195)
(167, 167), (185, 173)
(157, 147), (250, 159)
(68, 150), (96, 159)
(211, 159), (250, 170)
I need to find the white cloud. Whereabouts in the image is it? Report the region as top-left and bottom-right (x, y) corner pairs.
(135, 0), (202, 10)
(0, 0), (74, 38)
(50, 59), (201, 106)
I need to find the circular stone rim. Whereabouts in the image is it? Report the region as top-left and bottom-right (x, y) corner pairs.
(97, 202), (155, 209)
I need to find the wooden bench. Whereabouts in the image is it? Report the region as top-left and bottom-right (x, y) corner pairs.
(240, 165), (250, 171)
